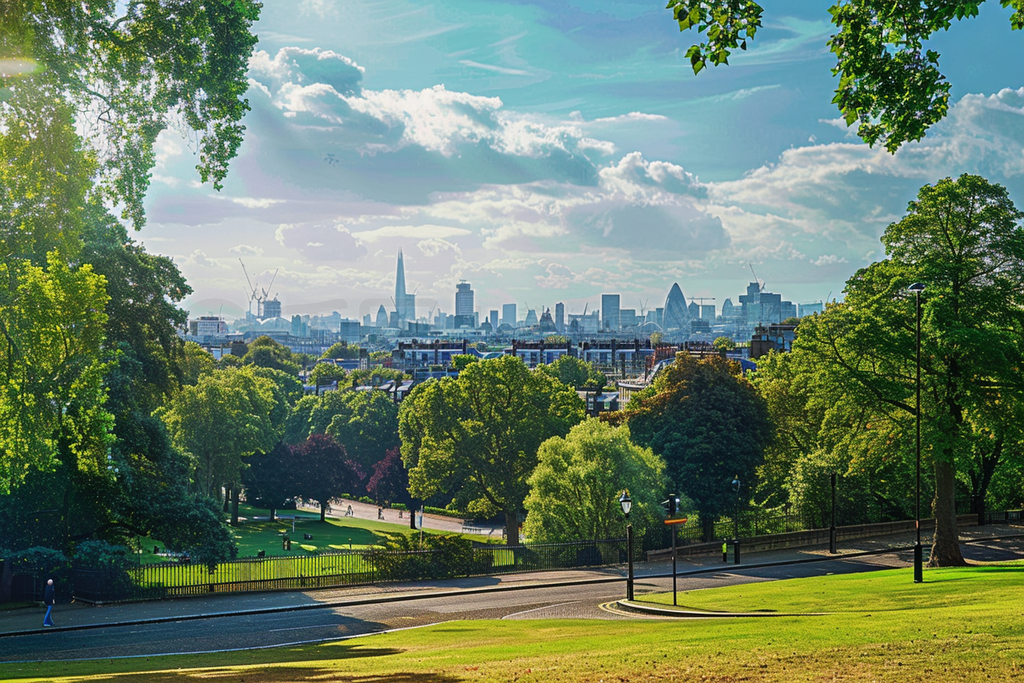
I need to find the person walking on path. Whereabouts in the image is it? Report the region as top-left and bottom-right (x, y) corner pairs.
(42, 579), (55, 627)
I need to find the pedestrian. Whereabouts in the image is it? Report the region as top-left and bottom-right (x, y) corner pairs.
(42, 579), (55, 627)
(377, 506), (384, 520)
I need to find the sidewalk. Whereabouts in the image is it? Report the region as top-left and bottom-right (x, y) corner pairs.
(2, 524), (1019, 636)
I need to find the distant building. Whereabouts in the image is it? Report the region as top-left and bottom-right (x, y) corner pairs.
(662, 283), (690, 332)
(538, 308), (557, 334)
(262, 297), (282, 320)
(524, 309), (538, 326)
(601, 294), (620, 331)
(489, 309), (499, 331)
(687, 301), (699, 320)
(454, 281), (475, 328)
(619, 309), (637, 328)
(394, 250), (416, 324)
(376, 305), (389, 328)
(189, 316), (228, 339)
(502, 303), (517, 328)
(700, 304), (716, 320)
(799, 302), (824, 317)
(555, 302), (565, 333)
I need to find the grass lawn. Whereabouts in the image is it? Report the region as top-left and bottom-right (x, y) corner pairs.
(5, 563), (1024, 682)
(135, 504), (481, 564)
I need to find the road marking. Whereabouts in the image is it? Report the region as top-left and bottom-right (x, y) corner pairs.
(268, 624), (342, 632)
(501, 601), (578, 619)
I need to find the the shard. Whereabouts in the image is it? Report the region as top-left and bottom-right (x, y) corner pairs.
(662, 283), (690, 333)
(394, 250), (415, 324)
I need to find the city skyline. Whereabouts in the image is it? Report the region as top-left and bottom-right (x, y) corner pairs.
(140, 0), (1024, 320)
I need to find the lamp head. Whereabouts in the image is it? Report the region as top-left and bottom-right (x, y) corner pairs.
(907, 282), (926, 294)
(732, 476), (740, 491)
(619, 490), (632, 517)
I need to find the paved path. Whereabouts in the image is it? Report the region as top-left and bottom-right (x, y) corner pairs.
(296, 498), (503, 537)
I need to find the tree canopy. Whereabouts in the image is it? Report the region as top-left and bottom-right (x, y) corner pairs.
(524, 420), (665, 544)
(399, 355), (586, 545)
(665, 0), (1024, 151)
(621, 352), (772, 540)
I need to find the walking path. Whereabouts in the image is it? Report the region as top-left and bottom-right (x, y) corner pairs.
(296, 498), (503, 536)
(1, 523), (1019, 636)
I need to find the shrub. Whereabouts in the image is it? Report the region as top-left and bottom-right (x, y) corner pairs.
(362, 534), (490, 581)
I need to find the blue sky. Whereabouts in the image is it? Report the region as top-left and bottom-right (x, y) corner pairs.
(142, 0), (1024, 321)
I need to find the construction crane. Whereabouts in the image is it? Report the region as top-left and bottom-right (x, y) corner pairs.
(239, 259), (279, 319)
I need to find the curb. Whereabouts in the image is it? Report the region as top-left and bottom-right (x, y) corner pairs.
(615, 600), (826, 618)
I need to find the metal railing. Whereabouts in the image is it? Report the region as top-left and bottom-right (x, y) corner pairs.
(67, 538), (627, 603)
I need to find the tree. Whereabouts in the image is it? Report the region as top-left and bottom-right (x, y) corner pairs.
(621, 353), (773, 541)
(665, 0), (1024, 151)
(293, 434), (363, 522)
(180, 342), (215, 386)
(157, 367), (284, 499)
(309, 362), (347, 390)
(242, 336), (300, 375)
(536, 355), (606, 390)
(366, 448), (409, 506)
(0, 0), (261, 227)
(321, 342), (359, 360)
(325, 390), (400, 472)
(400, 355), (586, 545)
(0, 254), (112, 494)
(243, 442), (296, 521)
(794, 175), (1024, 566)
(451, 354), (478, 371)
(712, 336), (736, 353)
(523, 421), (666, 544)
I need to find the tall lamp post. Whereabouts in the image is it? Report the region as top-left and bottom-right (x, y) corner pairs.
(731, 476), (741, 565)
(908, 282), (925, 584)
(829, 471), (837, 554)
(619, 490), (634, 601)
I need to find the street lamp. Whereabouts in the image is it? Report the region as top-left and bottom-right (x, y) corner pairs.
(731, 476), (741, 564)
(908, 282), (925, 584)
(619, 490), (634, 601)
(830, 471), (837, 554)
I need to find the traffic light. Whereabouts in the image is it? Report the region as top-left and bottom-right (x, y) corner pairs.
(663, 494), (680, 517)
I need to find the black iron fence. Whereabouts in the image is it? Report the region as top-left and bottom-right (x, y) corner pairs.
(65, 538), (626, 603)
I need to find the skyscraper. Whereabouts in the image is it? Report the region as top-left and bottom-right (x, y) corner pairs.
(489, 310), (499, 331)
(454, 281), (475, 328)
(555, 302), (565, 333)
(394, 250), (415, 324)
(601, 294), (620, 331)
(502, 303), (517, 328)
(662, 283), (690, 332)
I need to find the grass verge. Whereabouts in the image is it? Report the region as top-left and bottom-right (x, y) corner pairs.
(4, 564), (1023, 682)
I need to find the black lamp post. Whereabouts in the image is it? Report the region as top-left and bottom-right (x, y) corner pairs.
(731, 476), (741, 564)
(829, 471), (837, 554)
(619, 490), (634, 601)
(908, 282), (925, 584)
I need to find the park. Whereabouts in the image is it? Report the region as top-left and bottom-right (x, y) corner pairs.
(2, 1), (1024, 681)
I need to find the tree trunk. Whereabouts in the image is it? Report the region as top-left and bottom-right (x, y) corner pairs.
(269, 507), (276, 522)
(230, 487), (239, 526)
(320, 501), (327, 522)
(504, 510), (520, 546)
(222, 486), (230, 512)
(929, 459), (966, 567)
(701, 515), (715, 543)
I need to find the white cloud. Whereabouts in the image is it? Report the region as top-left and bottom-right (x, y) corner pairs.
(810, 254), (848, 267)
(353, 224), (472, 243)
(229, 244), (265, 256)
(275, 223), (367, 262)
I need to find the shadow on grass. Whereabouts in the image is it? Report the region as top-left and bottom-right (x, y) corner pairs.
(63, 670), (460, 683)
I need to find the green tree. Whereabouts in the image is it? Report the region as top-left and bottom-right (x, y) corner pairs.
(712, 336), (736, 353)
(157, 367), (284, 501)
(451, 354), (478, 371)
(665, 0), (1024, 151)
(321, 342), (359, 360)
(622, 353), (773, 541)
(309, 362), (348, 389)
(180, 342), (215, 386)
(0, 254), (112, 494)
(242, 336), (300, 375)
(523, 421), (666, 544)
(325, 390), (400, 472)
(537, 355), (606, 390)
(399, 355), (586, 545)
(0, 0), (261, 227)
(794, 175), (1024, 566)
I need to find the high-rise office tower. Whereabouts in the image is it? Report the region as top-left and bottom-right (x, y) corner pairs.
(489, 310), (499, 331)
(394, 250), (415, 324)
(454, 281), (475, 328)
(555, 302), (565, 333)
(502, 303), (517, 328)
(662, 283), (690, 331)
(601, 294), (620, 331)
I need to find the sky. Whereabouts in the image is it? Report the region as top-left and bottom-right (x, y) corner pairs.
(141, 0), (1024, 322)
